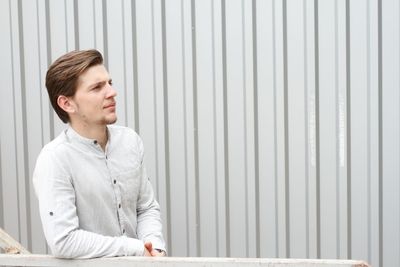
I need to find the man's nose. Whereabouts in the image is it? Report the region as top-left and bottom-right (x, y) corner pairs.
(106, 84), (117, 98)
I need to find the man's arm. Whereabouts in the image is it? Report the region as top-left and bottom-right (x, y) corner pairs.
(135, 165), (166, 255)
(136, 135), (167, 256)
(135, 137), (167, 255)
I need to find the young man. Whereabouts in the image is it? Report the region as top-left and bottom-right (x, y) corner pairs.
(33, 49), (166, 258)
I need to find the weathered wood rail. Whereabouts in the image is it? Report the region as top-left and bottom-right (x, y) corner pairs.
(0, 228), (30, 254)
(0, 254), (370, 267)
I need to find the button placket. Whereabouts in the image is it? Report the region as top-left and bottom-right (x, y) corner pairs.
(104, 154), (123, 233)
(114, 182), (122, 224)
(114, 185), (125, 234)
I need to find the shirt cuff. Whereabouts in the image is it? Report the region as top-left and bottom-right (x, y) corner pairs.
(122, 236), (145, 256)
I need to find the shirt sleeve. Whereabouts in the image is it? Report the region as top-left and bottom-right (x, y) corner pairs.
(33, 149), (145, 259)
(135, 138), (167, 253)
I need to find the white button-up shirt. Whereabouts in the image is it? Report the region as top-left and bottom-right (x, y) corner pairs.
(33, 125), (166, 258)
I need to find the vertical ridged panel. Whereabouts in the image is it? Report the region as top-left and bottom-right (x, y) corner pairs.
(382, 0), (400, 267)
(0, 1), (398, 266)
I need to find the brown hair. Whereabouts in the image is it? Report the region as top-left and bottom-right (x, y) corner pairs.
(45, 49), (104, 123)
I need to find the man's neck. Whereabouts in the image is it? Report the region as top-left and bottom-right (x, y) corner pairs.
(70, 122), (108, 150)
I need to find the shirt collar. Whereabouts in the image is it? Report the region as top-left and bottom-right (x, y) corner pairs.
(65, 125), (111, 149)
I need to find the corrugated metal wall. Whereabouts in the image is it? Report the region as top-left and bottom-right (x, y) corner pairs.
(0, 0), (398, 267)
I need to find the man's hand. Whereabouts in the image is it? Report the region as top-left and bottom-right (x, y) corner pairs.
(144, 241), (166, 257)
(143, 242), (152, 257)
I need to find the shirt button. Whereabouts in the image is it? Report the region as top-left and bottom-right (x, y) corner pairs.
(118, 203), (121, 208)
(113, 179), (116, 184)
(93, 140), (98, 144)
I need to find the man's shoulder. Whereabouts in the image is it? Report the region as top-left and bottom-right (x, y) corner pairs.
(38, 130), (69, 158)
(34, 130), (71, 170)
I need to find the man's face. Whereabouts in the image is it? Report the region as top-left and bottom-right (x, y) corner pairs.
(69, 64), (117, 127)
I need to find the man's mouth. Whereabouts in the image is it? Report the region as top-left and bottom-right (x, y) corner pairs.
(104, 103), (116, 109)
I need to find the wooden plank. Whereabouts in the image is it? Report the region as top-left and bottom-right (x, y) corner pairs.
(0, 228), (30, 254)
(0, 254), (370, 267)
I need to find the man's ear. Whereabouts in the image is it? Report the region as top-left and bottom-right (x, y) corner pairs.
(57, 95), (75, 114)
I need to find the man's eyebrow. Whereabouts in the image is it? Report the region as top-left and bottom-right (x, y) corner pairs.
(87, 79), (110, 89)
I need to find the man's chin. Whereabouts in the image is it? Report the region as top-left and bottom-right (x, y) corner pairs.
(106, 116), (117, 125)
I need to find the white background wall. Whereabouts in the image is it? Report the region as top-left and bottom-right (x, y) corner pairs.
(0, 0), (398, 267)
